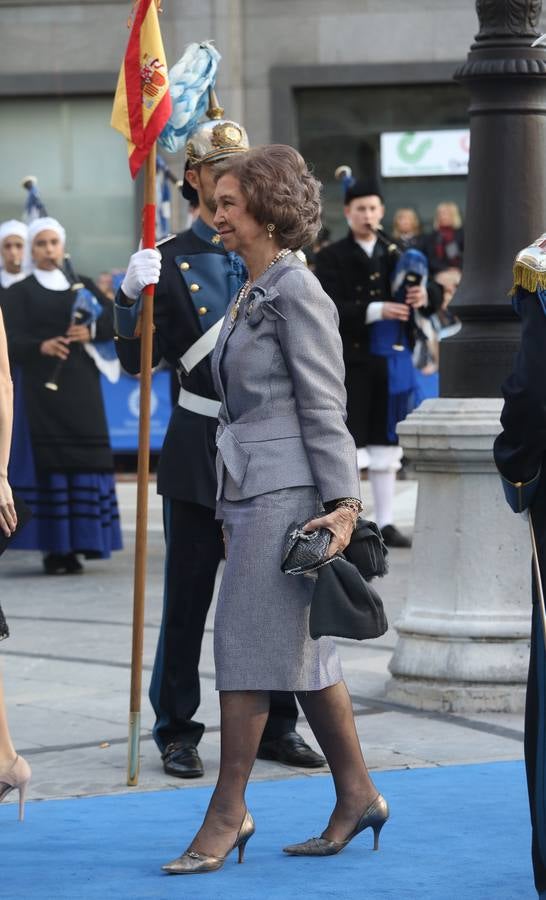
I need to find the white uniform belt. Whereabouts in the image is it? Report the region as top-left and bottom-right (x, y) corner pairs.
(178, 386), (221, 419)
(179, 316), (224, 375)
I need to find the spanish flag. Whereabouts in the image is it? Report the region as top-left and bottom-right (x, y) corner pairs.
(111, 0), (172, 179)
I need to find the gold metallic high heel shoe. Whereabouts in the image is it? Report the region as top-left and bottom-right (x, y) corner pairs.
(0, 755), (32, 822)
(283, 793), (389, 857)
(161, 810), (255, 875)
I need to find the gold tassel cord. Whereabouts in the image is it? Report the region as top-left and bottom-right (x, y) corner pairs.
(510, 261), (546, 296)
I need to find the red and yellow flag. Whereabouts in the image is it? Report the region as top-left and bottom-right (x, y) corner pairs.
(111, 0), (172, 179)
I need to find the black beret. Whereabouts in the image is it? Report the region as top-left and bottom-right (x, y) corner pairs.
(345, 176), (383, 204)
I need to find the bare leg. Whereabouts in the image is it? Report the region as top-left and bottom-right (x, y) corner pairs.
(297, 681), (378, 843)
(0, 668), (16, 771)
(189, 690), (270, 858)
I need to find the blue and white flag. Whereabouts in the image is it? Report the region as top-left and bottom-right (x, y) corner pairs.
(158, 41), (221, 154)
(73, 287), (121, 384)
(22, 177), (48, 222)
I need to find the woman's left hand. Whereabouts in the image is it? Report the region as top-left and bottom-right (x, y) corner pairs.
(0, 475), (17, 538)
(303, 506), (356, 558)
(67, 324), (91, 343)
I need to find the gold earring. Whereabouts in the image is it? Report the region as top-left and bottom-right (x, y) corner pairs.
(267, 224), (275, 239)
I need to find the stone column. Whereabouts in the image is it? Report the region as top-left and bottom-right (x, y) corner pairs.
(387, 400), (530, 713)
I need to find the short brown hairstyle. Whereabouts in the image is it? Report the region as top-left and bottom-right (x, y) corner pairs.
(214, 145), (322, 249)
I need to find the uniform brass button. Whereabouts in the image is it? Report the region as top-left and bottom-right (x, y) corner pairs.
(356, 300), (363, 306)
(353, 342), (360, 349)
(356, 285), (363, 292)
(198, 306), (208, 316)
(190, 283), (200, 293)
(180, 261), (190, 271)
(211, 234), (221, 245)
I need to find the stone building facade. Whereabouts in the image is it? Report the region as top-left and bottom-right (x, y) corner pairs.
(0, 1), (506, 274)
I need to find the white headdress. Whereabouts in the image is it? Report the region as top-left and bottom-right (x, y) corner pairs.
(0, 219), (28, 245)
(27, 216), (66, 249)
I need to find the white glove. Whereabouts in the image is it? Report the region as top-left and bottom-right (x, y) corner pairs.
(121, 248), (161, 300)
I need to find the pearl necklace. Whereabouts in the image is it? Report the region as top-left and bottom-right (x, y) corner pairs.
(229, 249), (292, 326)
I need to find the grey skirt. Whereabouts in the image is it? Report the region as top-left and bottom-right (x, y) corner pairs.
(214, 486), (343, 691)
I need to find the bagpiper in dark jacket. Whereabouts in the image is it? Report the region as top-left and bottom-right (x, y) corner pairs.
(315, 231), (442, 446)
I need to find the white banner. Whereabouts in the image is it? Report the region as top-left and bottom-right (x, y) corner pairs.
(380, 129), (470, 177)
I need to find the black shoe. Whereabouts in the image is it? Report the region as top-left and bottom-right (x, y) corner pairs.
(64, 553), (84, 574)
(162, 742), (204, 779)
(380, 524), (412, 549)
(257, 732), (326, 768)
(43, 553), (84, 575)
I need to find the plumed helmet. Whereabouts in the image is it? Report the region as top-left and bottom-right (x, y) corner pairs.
(185, 88), (249, 166)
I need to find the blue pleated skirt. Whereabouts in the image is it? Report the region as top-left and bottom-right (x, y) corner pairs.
(7, 366), (122, 557)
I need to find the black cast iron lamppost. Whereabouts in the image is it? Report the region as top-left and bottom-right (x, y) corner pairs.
(442, 0), (546, 397)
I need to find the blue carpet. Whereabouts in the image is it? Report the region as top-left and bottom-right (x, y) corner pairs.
(0, 761), (536, 899)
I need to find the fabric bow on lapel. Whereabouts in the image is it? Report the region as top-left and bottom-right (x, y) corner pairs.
(244, 288), (287, 327)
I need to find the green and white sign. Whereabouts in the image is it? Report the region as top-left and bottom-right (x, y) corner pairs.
(380, 129), (469, 177)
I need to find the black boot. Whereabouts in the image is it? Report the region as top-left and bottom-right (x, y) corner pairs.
(380, 524), (411, 549)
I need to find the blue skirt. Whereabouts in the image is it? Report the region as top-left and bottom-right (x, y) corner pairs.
(7, 366), (122, 557)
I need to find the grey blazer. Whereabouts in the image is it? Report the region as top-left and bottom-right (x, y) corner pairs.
(211, 254), (360, 504)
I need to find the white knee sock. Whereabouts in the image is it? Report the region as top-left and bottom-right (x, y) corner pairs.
(356, 447), (370, 470)
(368, 469), (396, 529)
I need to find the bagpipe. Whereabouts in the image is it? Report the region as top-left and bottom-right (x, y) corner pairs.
(334, 164), (429, 354)
(45, 257), (104, 391)
(21, 177), (116, 391)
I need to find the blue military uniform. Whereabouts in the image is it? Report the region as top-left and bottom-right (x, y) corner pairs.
(495, 275), (546, 899)
(115, 216), (299, 755)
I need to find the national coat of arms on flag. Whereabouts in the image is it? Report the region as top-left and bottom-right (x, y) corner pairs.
(111, 0), (172, 179)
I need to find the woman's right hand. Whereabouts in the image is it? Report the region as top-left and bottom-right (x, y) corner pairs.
(40, 336), (71, 360)
(0, 475), (16, 538)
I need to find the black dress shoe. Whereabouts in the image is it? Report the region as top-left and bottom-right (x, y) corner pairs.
(257, 732), (326, 768)
(43, 553), (84, 575)
(64, 553), (84, 574)
(162, 743), (204, 779)
(380, 524), (412, 549)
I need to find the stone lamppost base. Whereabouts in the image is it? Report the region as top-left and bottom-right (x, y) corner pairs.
(385, 398), (531, 714)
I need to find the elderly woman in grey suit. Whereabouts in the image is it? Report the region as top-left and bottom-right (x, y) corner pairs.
(162, 145), (388, 875)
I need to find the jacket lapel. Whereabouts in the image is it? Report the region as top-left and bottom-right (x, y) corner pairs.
(211, 303), (237, 420)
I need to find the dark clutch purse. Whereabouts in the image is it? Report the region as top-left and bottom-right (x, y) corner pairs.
(281, 516), (388, 580)
(281, 516), (389, 641)
(281, 518), (334, 575)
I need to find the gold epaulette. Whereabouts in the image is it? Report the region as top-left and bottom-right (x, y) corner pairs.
(510, 237), (546, 295)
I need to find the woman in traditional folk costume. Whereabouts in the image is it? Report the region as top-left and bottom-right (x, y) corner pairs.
(2, 217), (122, 574)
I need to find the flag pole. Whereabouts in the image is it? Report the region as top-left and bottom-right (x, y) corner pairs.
(127, 141), (157, 786)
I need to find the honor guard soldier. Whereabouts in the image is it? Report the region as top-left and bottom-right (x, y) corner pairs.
(494, 234), (546, 899)
(114, 93), (325, 778)
(315, 176), (441, 548)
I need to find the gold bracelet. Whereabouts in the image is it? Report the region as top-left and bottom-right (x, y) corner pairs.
(335, 497), (363, 515)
